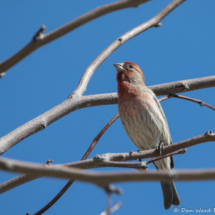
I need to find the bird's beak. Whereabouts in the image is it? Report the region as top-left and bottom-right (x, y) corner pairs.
(113, 63), (125, 72)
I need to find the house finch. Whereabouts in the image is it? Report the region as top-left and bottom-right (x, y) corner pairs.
(114, 61), (180, 209)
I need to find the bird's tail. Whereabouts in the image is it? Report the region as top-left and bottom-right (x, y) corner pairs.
(160, 181), (180, 209)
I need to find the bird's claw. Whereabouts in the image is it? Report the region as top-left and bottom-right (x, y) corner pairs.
(156, 142), (164, 156)
(136, 149), (142, 161)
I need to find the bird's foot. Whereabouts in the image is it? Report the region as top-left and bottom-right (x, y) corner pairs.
(137, 149), (142, 162)
(156, 142), (164, 156)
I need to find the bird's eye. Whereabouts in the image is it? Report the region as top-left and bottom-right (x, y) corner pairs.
(129, 65), (134, 68)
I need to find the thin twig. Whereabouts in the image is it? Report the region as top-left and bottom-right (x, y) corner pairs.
(0, 132), (214, 194)
(100, 202), (122, 215)
(145, 148), (187, 165)
(0, 0), (149, 75)
(159, 94), (215, 111)
(82, 113), (119, 160)
(169, 94), (215, 111)
(33, 114), (119, 215)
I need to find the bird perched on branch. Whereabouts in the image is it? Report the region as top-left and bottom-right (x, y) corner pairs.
(114, 61), (180, 209)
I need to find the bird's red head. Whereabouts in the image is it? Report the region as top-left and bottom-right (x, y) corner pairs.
(114, 62), (145, 87)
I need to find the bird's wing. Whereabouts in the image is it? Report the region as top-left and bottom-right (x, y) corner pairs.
(152, 95), (173, 145)
(152, 94), (174, 169)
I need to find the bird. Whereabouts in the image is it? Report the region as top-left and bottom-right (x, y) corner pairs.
(114, 61), (180, 209)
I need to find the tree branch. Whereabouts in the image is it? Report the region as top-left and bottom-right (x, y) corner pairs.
(82, 113), (119, 160)
(159, 94), (215, 111)
(32, 88), (215, 214)
(0, 0), (212, 157)
(0, 0), (149, 75)
(0, 132), (214, 194)
(33, 113), (120, 215)
(72, 0), (186, 96)
(2, 157), (215, 186)
(0, 0), (214, 214)
(0, 75), (214, 156)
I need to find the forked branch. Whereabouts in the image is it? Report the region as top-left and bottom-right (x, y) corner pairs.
(0, 0), (149, 75)
(0, 132), (214, 194)
(72, 0), (186, 96)
(1, 0), (210, 157)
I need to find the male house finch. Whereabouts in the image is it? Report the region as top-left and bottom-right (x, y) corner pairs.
(114, 61), (180, 209)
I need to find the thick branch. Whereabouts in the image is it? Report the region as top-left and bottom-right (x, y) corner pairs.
(0, 0), (149, 74)
(0, 75), (214, 156)
(0, 132), (214, 194)
(150, 76), (215, 97)
(73, 0), (186, 96)
(1, 157), (215, 186)
(0, 160), (53, 195)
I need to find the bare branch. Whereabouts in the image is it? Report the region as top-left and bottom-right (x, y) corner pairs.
(0, 0), (149, 75)
(31, 90), (213, 213)
(0, 159), (53, 196)
(33, 86), (215, 214)
(151, 75), (215, 96)
(159, 94), (215, 111)
(2, 157), (215, 186)
(0, 132), (214, 194)
(73, 132), (214, 166)
(0, 0), (213, 213)
(72, 0), (186, 96)
(0, 174), (39, 194)
(0, 0), (213, 158)
(145, 148), (187, 165)
(33, 113), (119, 215)
(1, 75), (214, 156)
(82, 113), (119, 160)
(92, 148), (186, 169)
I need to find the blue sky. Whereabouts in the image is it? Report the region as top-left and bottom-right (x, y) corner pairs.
(0, 0), (215, 214)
